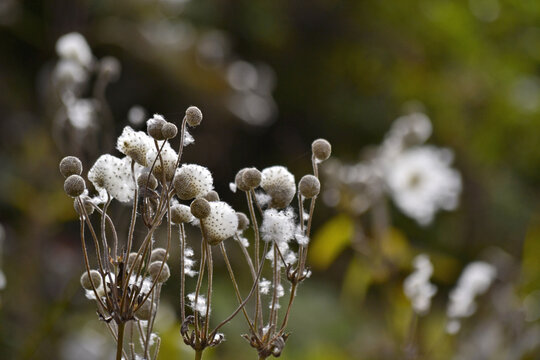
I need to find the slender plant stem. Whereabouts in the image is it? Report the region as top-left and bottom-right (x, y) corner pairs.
(195, 349), (203, 360)
(116, 322), (125, 360)
(180, 224), (186, 323)
(246, 191), (262, 331)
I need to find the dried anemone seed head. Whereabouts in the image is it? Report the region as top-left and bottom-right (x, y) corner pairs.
(234, 168), (251, 192)
(204, 190), (220, 202)
(312, 138), (332, 162)
(161, 122), (178, 139)
(185, 106), (203, 127)
(99, 56), (121, 81)
(147, 114), (167, 140)
(173, 164), (214, 200)
(191, 198), (211, 219)
(137, 171), (158, 190)
(74, 197), (94, 216)
(236, 212), (250, 231)
(299, 175), (321, 198)
(148, 261), (171, 283)
(59, 156), (83, 178)
(150, 248), (169, 263)
(127, 252), (143, 270)
(242, 167), (262, 188)
(64, 174), (86, 197)
(80, 269), (102, 290)
(136, 300), (155, 321)
(202, 201), (239, 245)
(261, 166), (296, 209)
(171, 204), (194, 224)
(117, 126), (153, 166)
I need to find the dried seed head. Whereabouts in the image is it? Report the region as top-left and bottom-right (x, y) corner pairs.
(127, 252), (143, 270)
(136, 299), (155, 321)
(204, 190), (220, 202)
(235, 168), (250, 192)
(312, 138), (332, 162)
(147, 114), (167, 140)
(117, 126), (154, 166)
(243, 167), (262, 188)
(64, 174), (86, 197)
(137, 171), (158, 190)
(261, 166), (296, 209)
(299, 175), (320, 198)
(80, 270), (101, 290)
(171, 204), (194, 224)
(161, 122), (178, 139)
(59, 156), (82, 178)
(191, 198), (211, 219)
(202, 201), (239, 245)
(74, 197), (94, 216)
(173, 164), (214, 200)
(148, 261), (170, 283)
(185, 106), (202, 127)
(150, 248), (169, 263)
(236, 212), (249, 231)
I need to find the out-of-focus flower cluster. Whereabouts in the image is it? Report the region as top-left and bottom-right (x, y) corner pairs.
(322, 112), (462, 226)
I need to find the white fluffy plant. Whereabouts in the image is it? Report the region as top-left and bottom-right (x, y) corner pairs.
(61, 105), (330, 360)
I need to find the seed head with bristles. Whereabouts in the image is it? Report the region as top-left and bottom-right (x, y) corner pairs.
(59, 156), (82, 178)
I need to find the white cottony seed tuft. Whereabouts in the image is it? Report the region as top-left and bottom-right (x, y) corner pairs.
(201, 201), (239, 245)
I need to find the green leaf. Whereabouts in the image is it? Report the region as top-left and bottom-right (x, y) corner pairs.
(309, 214), (353, 270)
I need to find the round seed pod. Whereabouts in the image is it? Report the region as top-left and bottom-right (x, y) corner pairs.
(161, 122), (178, 139)
(64, 174), (86, 197)
(235, 168), (250, 192)
(299, 175), (320, 198)
(242, 168), (262, 188)
(59, 156), (82, 178)
(148, 261), (170, 283)
(171, 204), (194, 224)
(127, 252), (143, 270)
(150, 248), (169, 263)
(74, 198), (94, 216)
(80, 270), (102, 290)
(236, 212), (249, 231)
(147, 116), (166, 140)
(191, 198), (211, 219)
(137, 171), (158, 190)
(136, 299), (155, 321)
(312, 139), (332, 162)
(204, 190), (220, 202)
(185, 106), (202, 127)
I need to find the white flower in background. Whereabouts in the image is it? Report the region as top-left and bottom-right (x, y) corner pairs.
(446, 261), (497, 334)
(66, 98), (97, 130)
(56, 32), (93, 68)
(88, 154), (141, 203)
(403, 254), (437, 315)
(384, 146), (462, 226)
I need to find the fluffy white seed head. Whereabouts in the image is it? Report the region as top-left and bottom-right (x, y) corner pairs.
(261, 166), (296, 209)
(88, 155), (140, 203)
(117, 126), (155, 166)
(173, 164), (214, 200)
(403, 254), (437, 315)
(260, 208), (296, 244)
(146, 141), (178, 181)
(201, 201), (239, 245)
(56, 32), (93, 67)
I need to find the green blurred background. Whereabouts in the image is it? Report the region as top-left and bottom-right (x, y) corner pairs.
(2, 0), (540, 359)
